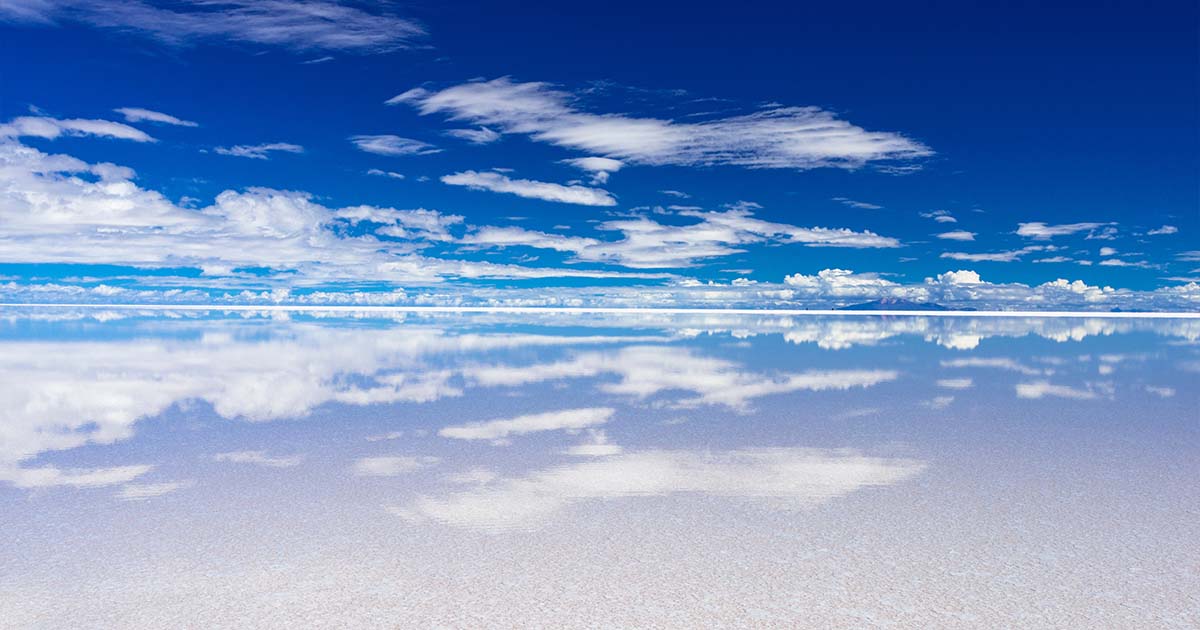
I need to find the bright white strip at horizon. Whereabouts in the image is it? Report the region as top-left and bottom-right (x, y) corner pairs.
(2, 303), (1198, 319)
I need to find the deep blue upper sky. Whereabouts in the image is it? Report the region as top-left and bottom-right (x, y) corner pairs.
(0, 0), (1196, 308)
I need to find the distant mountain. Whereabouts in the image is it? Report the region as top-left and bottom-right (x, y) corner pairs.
(838, 298), (952, 311)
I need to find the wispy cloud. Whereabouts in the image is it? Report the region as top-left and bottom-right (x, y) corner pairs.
(462, 207), (900, 268)
(213, 450), (303, 468)
(439, 407), (615, 442)
(833, 196), (882, 210)
(0, 115), (155, 142)
(349, 134), (440, 156)
(113, 107), (197, 127)
(1, 0), (426, 54)
(214, 142), (303, 159)
(1147, 225), (1178, 236)
(561, 156), (623, 184)
(366, 168), (405, 180)
(936, 230), (976, 241)
(920, 210), (957, 223)
(441, 170), (617, 206)
(940, 245), (1052, 263)
(444, 127), (500, 144)
(1017, 221), (1112, 239)
(352, 456), (440, 477)
(390, 77), (932, 171)
(395, 448), (925, 530)
(116, 480), (193, 500)
(1015, 381), (1100, 400)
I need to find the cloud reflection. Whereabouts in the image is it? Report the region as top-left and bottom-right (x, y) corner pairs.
(395, 448), (926, 531)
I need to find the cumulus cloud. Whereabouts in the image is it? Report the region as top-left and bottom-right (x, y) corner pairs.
(439, 407), (615, 442)
(1, 0), (426, 54)
(441, 170), (616, 206)
(0, 115), (155, 142)
(214, 142), (303, 159)
(389, 77), (932, 171)
(0, 139), (668, 283)
(1147, 225), (1178, 236)
(113, 107), (197, 127)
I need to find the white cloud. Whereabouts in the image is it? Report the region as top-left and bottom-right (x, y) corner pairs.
(116, 480), (193, 501)
(464, 345), (898, 412)
(564, 429), (623, 457)
(213, 450), (303, 468)
(349, 135), (439, 156)
(1145, 385), (1175, 397)
(463, 209), (898, 269)
(444, 127), (500, 144)
(113, 107), (197, 127)
(0, 115), (155, 142)
(936, 378), (973, 389)
(561, 156), (623, 184)
(398, 448), (925, 530)
(441, 170), (616, 206)
(1147, 225), (1178, 236)
(3, 0), (425, 54)
(1017, 221), (1111, 239)
(1015, 381), (1100, 400)
(924, 395), (954, 409)
(366, 168), (405, 180)
(832, 197), (882, 210)
(4, 464), (151, 489)
(659, 189), (690, 199)
(439, 407), (615, 442)
(0, 139), (668, 283)
(390, 78), (931, 171)
(1098, 259), (1152, 268)
(214, 142), (303, 159)
(353, 456), (440, 477)
(921, 210), (956, 223)
(936, 230), (976, 241)
(941, 357), (1043, 375)
(940, 245), (1051, 263)
(1099, 247), (1117, 257)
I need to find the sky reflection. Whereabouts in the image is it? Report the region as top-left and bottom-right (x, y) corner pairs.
(1, 310), (1196, 627)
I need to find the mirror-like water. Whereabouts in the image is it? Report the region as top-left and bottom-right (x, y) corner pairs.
(1, 310), (1197, 627)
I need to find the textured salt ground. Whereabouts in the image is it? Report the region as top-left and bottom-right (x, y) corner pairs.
(5, 472), (1197, 629)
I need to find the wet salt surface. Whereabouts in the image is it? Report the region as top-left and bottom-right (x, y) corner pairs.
(1, 310), (1197, 628)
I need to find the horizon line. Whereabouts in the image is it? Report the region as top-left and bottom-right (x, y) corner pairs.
(2, 303), (1198, 319)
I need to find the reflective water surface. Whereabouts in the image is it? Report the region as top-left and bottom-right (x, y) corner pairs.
(1, 309), (1197, 628)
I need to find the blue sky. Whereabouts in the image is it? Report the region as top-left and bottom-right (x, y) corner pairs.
(0, 0), (1197, 309)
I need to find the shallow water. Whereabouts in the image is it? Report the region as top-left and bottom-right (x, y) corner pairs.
(1, 310), (1197, 628)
